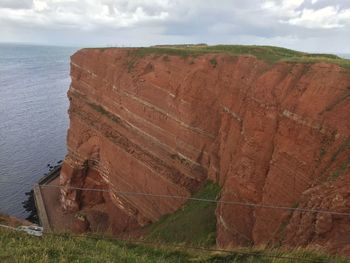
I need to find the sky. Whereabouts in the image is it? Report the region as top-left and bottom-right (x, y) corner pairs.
(0, 0), (349, 53)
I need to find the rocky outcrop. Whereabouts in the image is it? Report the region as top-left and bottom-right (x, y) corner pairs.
(59, 48), (350, 254)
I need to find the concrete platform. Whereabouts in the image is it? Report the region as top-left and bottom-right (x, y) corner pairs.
(34, 165), (139, 236)
(34, 166), (77, 233)
(40, 177), (78, 232)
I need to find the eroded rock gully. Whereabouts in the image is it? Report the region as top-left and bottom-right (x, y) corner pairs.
(59, 48), (350, 254)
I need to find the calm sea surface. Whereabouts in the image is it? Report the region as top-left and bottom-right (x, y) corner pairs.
(0, 44), (78, 218)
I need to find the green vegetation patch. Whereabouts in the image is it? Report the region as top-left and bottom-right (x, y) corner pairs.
(209, 58), (218, 68)
(87, 101), (121, 124)
(144, 181), (220, 247)
(124, 44), (350, 68)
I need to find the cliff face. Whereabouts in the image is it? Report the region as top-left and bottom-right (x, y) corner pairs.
(60, 48), (350, 253)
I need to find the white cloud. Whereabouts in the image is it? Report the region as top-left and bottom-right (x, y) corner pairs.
(33, 0), (48, 11)
(287, 6), (350, 28)
(262, 0), (350, 29)
(262, 0), (304, 17)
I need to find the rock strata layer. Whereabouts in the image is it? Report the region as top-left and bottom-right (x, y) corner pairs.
(60, 48), (350, 254)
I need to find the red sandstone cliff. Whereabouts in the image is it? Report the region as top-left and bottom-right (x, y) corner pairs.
(59, 48), (350, 254)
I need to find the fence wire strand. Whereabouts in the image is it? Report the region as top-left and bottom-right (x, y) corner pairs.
(0, 180), (349, 217)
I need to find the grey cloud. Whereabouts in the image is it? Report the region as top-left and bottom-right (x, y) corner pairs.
(304, 0), (350, 9)
(0, 0), (349, 53)
(0, 0), (32, 9)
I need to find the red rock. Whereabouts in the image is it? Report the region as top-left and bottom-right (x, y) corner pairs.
(59, 48), (350, 255)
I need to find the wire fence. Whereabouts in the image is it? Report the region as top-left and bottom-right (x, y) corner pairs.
(0, 179), (347, 263)
(0, 180), (349, 217)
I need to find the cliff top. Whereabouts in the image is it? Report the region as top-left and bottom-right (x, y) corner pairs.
(91, 44), (350, 68)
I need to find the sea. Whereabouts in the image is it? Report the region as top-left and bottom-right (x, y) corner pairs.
(0, 44), (78, 218)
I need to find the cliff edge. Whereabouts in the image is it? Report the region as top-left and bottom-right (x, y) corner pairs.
(59, 45), (350, 255)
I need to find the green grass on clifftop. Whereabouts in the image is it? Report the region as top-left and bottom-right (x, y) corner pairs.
(144, 181), (220, 246)
(126, 44), (350, 68)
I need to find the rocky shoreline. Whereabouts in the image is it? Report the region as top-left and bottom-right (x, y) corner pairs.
(20, 161), (62, 225)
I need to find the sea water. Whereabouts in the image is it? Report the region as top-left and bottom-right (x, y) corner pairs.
(0, 44), (78, 218)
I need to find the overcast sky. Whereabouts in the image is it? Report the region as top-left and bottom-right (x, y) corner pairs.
(0, 0), (349, 53)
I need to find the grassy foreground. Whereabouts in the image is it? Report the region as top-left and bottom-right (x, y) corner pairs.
(2, 182), (349, 262)
(1, 182), (349, 262)
(124, 44), (350, 68)
(1, 227), (349, 263)
(0, 227), (194, 263)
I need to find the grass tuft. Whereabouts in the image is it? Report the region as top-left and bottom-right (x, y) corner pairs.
(209, 58), (218, 68)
